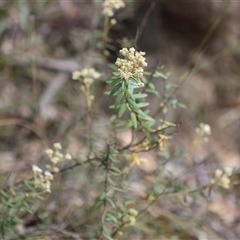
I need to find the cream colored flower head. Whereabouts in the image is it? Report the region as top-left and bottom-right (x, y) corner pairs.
(32, 165), (54, 193)
(72, 68), (101, 85)
(210, 167), (233, 189)
(102, 0), (125, 17)
(115, 47), (147, 84)
(196, 123), (211, 136)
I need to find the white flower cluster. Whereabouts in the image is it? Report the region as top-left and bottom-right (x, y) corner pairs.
(102, 0), (125, 17)
(72, 68), (101, 86)
(32, 143), (72, 193)
(210, 167), (233, 189)
(45, 142), (72, 173)
(115, 47), (147, 85)
(32, 165), (53, 193)
(196, 123), (211, 136)
(196, 123), (211, 142)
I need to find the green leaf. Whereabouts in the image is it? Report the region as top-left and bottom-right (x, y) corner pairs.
(106, 198), (116, 208)
(128, 79), (142, 88)
(103, 226), (113, 240)
(109, 83), (122, 96)
(178, 102), (187, 108)
(109, 104), (115, 109)
(127, 98), (139, 112)
(133, 93), (148, 99)
(148, 82), (155, 89)
(113, 187), (125, 193)
(100, 191), (106, 200)
(130, 112), (137, 128)
(125, 120), (133, 128)
(115, 120), (126, 127)
(144, 71), (152, 75)
(110, 167), (122, 175)
(163, 106), (168, 114)
(114, 92), (124, 108)
(141, 75), (147, 84)
(171, 99), (178, 108)
(106, 213), (118, 222)
(137, 102), (149, 108)
(105, 91), (111, 96)
(137, 109), (155, 122)
(108, 177), (116, 186)
(106, 78), (122, 86)
(0, 190), (9, 198)
(126, 89), (135, 101)
(146, 89), (161, 97)
(94, 199), (103, 207)
(153, 71), (167, 79)
(165, 83), (178, 89)
(118, 103), (127, 117)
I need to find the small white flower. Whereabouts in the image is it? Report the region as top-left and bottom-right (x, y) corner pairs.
(211, 168), (233, 189)
(102, 0), (125, 17)
(45, 181), (51, 193)
(53, 167), (59, 173)
(72, 68), (101, 90)
(55, 152), (63, 159)
(45, 149), (53, 157)
(45, 171), (53, 181)
(224, 167), (233, 176)
(32, 165), (42, 173)
(53, 143), (62, 150)
(72, 71), (81, 80)
(196, 123), (211, 137)
(65, 153), (72, 160)
(51, 157), (60, 164)
(110, 18), (117, 25)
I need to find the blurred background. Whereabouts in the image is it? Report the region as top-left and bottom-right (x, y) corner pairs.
(0, 0), (240, 239)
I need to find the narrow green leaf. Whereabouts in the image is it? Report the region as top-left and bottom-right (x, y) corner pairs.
(137, 102), (149, 108)
(163, 106), (168, 114)
(113, 187), (125, 193)
(130, 112), (137, 128)
(144, 71), (152, 75)
(165, 83), (178, 89)
(148, 82), (155, 89)
(94, 199), (103, 207)
(106, 213), (118, 222)
(103, 226), (113, 240)
(153, 71), (167, 79)
(178, 102), (187, 108)
(100, 191), (106, 200)
(141, 75), (147, 84)
(108, 177), (116, 186)
(171, 99), (178, 108)
(109, 104), (115, 109)
(106, 78), (122, 86)
(126, 89), (135, 101)
(128, 98), (139, 112)
(105, 91), (111, 96)
(0, 190), (9, 198)
(109, 83), (122, 96)
(106, 198), (116, 208)
(146, 89), (161, 98)
(125, 120), (133, 128)
(134, 93), (148, 99)
(137, 109), (155, 122)
(118, 103), (127, 117)
(114, 92), (124, 108)
(111, 167), (122, 174)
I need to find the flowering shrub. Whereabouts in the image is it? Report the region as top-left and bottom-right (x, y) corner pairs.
(0, 1), (237, 239)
